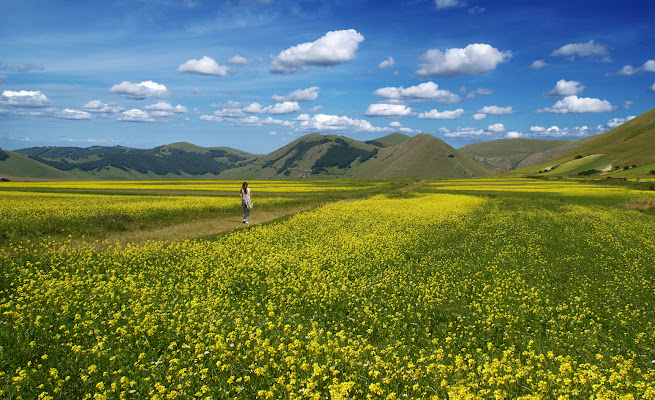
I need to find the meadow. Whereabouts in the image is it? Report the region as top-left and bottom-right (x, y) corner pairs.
(1, 178), (654, 399)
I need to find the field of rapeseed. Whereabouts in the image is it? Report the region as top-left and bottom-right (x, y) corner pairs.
(1, 178), (654, 399)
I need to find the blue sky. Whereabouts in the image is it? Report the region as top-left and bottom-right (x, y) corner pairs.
(1, 0), (654, 154)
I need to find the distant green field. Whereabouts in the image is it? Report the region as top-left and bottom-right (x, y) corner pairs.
(1, 178), (654, 399)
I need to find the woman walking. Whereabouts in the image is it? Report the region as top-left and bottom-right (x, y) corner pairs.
(240, 182), (252, 224)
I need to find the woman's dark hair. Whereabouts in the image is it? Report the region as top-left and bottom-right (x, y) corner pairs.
(241, 182), (248, 193)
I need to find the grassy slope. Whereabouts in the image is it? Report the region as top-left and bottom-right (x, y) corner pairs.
(557, 108), (655, 166)
(369, 132), (410, 147)
(459, 138), (581, 172)
(354, 134), (490, 179)
(0, 150), (78, 180)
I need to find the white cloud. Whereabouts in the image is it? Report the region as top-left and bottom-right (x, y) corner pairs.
(442, 127), (488, 138)
(487, 123), (506, 132)
(267, 101), (301, 114)
(109, 81), (169, 99)
(270, 29), (364, 73)
(144, 102), (188, 113)
(650, 82), (655, 92)
(243, 101), (300, 114)
(530, 60), (548, 70)
(550, 40), (609, 60)
(538, 95), (615, 114)
(118, 109), (155, 122)
(272, 87), (319, 102)
(373, 82), (460, 104)
(546, 79), (585, 97)
(506, 131), (522, 139)
(606, 116), (636, 128)
(227, 54), (253, 64)
(82, 100), (122, 115)
(417, 43), (511, 78)
(389, 121), (402, 128)
(177, 56), (229, 76)
(1, 90), (49, 107)
(418, 108), (465, 119)
(229, 116), (287, 127)
(530, 126), (546, 133)
(52, 109), (92, 120)
(365, 103), (412, 117)
(295, 113), (388, 133)
(378, 57), (395, 69)
(243, 103), (264, 113)
(435, 0), (467, 10)
(211, 108), (246, 118)
(473, 105), (513, 120)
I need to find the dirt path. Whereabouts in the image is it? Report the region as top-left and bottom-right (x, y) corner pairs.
(73, 179), (429, 249)
(76, 204), (315, 248)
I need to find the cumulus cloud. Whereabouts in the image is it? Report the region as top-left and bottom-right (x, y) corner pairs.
(442, 127), (488, 138)
(177, 56), (229, 76)
(538, 95), (615, 114)
(651, 83), (655, 92)
(272, 87), (319, 102)
(546, 79), (585, 97)
(1, 90), (49, 107)
(243, 101), (300, 115)
(227, 55), (253, 65)
(530, 60), (548, 70)
(487, 123), (506, 132)
(211, 108), (246, 118)
(550, 40), (610, 61)
(267, 101), (301, 114)
(82, 100), (122, 115)
(472, 105), (513, 120)
(417, 43), (511, 78)
(295, 113), (388, 133)
(365, 103), (412, 117)
(606, 116), (636, 128)
(270, 29), (364, 73)
(53, 109), (92, 120)
(378, 57), (395, 69)
(118, 109), (155, 122)
(505, 131), (522, 139)
(143, 102), (188, 113)
(373, 82), (460, 104)
(530, 126), (546, 133)
(109, 81), (169, 99)
(418, 108), (465, 119)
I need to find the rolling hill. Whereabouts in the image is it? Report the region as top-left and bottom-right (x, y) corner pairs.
(3, 107), (654, 181)
(459, 138), (588, 173)
(516, 108), (655, 178)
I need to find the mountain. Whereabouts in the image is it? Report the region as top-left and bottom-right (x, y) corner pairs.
(516, 108), (655, 178)
(8, 143), (257, 180)
(2, 134), (491, 180)
(4, 107), (653, 181)
(459, 138), (587, 173)
(0, 149), (79, 180)
(219, 133), (490, 179)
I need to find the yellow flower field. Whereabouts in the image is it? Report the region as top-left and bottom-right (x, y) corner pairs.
(1, 179), (654, 399)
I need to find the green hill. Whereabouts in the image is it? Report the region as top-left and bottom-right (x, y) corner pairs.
(364, 132), (410, 148)
(459, 138), (584, 173)
(10, 143), (257, 180)
(0, 150), (78, 180)
(517, 107), (655, 178)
